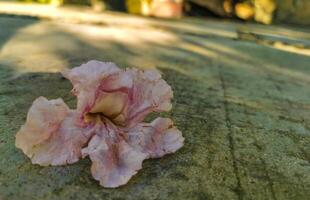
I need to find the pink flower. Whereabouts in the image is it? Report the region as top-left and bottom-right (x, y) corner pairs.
(15, 60), (184, 188)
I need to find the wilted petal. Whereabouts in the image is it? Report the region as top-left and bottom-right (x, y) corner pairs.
(62, 60), (173, 127)
(61, 60), (121, 115)
(16, 97), (95, 166)
(124, 117), (184, 158)
(16, 60), (183, 188)
(124, 69), (173, 127)
(82, 123), (147, 188)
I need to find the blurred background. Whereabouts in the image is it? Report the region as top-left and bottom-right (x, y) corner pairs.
(5, 0), (310, 25)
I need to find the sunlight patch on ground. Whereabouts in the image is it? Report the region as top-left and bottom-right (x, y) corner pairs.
(270, 42), (310, 56)
(0, 23), (69, 74)
(59, 23), (178, 46)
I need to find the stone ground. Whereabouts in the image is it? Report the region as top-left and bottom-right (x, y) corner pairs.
(0, 2), (310, 200)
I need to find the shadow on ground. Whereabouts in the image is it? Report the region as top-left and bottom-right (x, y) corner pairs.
(0, 15), (310, 200)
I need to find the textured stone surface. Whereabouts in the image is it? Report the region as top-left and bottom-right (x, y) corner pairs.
(0, 8), (310, 200)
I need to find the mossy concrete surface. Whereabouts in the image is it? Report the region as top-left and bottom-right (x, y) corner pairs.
(0, 9), (310, 200)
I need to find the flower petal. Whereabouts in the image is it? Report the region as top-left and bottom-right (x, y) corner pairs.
(82, 123), (147, 188)
(62, 60), (173, 127)
(15, 97), (95, 166)
(61, 60), (121, 115)
(124, 69), (173, 127)
(16, 60), (183, 188)
(124, 117), (184, 158)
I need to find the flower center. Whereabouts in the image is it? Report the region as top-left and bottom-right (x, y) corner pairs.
(85, 92), (128, 126)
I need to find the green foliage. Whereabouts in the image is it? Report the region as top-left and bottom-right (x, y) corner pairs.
(18, 0), (51, 3)
(17, 0), (124, 7)
(17, 0), (87, 5)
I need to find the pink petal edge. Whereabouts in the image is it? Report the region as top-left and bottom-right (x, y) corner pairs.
(124, 117), (184, 158)
(63, 60), (173, 127)
(15, 97), (96, 166)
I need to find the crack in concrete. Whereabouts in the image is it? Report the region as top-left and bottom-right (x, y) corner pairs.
(241, 95), (277, 200)
(218, 64), (244, 200)
(260, 158), (277, 200)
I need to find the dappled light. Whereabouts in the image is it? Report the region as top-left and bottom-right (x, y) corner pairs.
(270, 42), (310, 56)
(61, 23), (177, 46)
(0, 1), (310, 199)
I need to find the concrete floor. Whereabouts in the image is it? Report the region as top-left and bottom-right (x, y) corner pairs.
(0, 3), (310, 200)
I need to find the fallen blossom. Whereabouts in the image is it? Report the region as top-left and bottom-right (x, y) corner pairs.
(15, 60), (184, 188)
